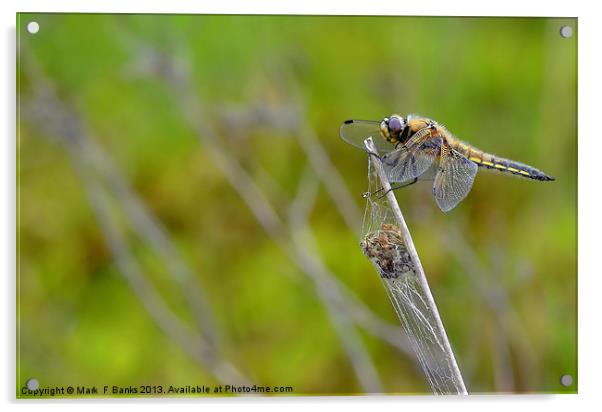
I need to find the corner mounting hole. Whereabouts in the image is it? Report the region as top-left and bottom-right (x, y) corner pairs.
(560, 374), (573, 387)
(560, 25), (573, 38)
(26, 378), (39, 390)
(27, 21), (40, 34)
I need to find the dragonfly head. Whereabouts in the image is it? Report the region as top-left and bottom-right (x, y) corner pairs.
(380, 114), (407, 145)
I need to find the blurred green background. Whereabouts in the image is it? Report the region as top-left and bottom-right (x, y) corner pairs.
(17, 14), (577, 396)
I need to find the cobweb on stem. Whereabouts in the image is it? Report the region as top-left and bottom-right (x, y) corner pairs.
(360, 147), (467, 395)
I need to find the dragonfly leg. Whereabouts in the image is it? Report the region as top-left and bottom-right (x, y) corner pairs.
(366, 151), (382, 161)
(363, 178), (419, 199)
(378, 178), (418, 199)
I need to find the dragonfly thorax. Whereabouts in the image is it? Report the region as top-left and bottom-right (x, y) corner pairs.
(380, 114), (407, 145)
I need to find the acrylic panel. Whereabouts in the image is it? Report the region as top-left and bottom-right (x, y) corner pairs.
(17, 13), (577, 397)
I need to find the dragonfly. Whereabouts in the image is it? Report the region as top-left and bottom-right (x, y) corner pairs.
(340, 114), (554, 212)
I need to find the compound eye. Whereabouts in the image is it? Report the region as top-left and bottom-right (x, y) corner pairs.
(388, 116), (402, 135)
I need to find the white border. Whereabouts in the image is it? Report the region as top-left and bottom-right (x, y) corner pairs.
(3, 1), (599, 411)
(9, 0), (581, 17)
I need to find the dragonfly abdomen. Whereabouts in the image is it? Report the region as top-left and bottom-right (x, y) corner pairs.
(450, 141), (554, 181)
(477, 152), (553, 181)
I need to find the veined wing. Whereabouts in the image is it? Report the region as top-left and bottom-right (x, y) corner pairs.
(340, 120), (396, 153)
(383, 138), (442, 184)
(432, 143), (478, 212)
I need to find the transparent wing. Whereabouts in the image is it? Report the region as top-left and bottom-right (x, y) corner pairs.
(417, 153), (442, 181)
(340, 120), (396, 153)
(432, 145), (478, 212)
(382, 138), (441, 183)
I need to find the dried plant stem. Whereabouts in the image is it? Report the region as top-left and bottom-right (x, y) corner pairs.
(363, 138), (468, 395)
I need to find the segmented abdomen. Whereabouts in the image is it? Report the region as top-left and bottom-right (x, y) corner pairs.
(450, 140), (554, 181)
